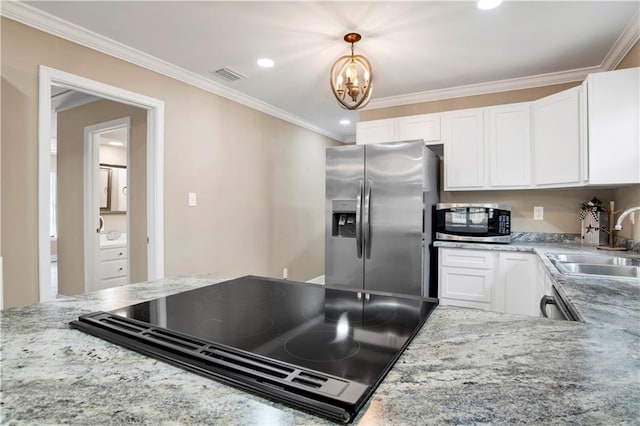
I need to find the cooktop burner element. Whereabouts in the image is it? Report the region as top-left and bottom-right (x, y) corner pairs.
(284, 330), (361, 362)
(70, 276), (437, 423)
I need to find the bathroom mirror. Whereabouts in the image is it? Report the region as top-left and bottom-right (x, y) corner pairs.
(100, 163), (127, 213)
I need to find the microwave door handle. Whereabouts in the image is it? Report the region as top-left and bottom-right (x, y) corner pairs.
(539, 295), (555, 318)
(356, 179), (363, 259)
(364, 179), (372, 259)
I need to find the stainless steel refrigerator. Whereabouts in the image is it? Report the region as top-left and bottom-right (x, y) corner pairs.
(325, 140), (439, 297)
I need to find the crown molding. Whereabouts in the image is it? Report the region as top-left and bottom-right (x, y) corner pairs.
(601, 9), (640, 71)
(364, 10), (640, 111)
(363, 65), (601, 110)
(3, 0), (637, 133)
(0, 1), (345, 142)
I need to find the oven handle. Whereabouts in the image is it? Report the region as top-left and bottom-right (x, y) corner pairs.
(539, 295), (555, 318)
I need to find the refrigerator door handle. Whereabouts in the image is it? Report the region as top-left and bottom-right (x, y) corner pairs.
(364, 179), (372, 259)
(356, 179), (363, 259)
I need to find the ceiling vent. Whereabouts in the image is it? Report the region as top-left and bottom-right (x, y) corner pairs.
(211, 67), (247, 82)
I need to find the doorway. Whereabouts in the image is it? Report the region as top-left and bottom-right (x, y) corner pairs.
(85, 118), (131, 293)
(38, 66), (165, 302)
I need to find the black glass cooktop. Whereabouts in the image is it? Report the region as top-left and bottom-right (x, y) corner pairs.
(70, 276), (437, 423)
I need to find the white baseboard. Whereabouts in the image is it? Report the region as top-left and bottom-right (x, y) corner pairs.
(306, 275), (325, 285)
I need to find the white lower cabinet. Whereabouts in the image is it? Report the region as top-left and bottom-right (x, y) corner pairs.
(495, 252), (538, 317)
(98, 245), (128, 290)
(439, 248), (495, 310)
(438, 248), (538, 317)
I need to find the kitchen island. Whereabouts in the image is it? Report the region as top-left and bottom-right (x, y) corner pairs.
(2, 249), (639, 424)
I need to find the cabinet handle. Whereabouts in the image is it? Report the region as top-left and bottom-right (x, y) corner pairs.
(118, 267), (123, 272)
(119, 252), (123, 256)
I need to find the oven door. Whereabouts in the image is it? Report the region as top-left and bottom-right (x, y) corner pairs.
(539, 288), (576, 321)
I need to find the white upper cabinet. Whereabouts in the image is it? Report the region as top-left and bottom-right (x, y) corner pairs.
(487, 102), (532, 188)
(356, 114), (442, 145)
(356, 119), (397, 145)
(587, 67), (640, 185)
(532, 85), (586, 187)
(444, 103), (532, 191)
(443, 108), (485, 190)
(396, 113), (441, 143)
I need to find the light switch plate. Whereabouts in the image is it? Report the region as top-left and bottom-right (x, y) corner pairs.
(533, 206), (544, 220)
(188, 192), (197, 207)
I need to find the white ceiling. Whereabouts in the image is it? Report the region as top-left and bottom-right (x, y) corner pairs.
(20, 1), (640, 141)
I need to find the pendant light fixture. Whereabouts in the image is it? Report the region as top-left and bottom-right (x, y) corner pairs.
(330, 33), (373, 110)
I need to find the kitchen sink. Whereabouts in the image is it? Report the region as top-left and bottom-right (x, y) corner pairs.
(547, 254), (639, 266)
(554, 262), (640, 278)
(547, 252), (640, 278)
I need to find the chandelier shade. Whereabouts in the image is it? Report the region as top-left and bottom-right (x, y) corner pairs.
(330, 33), (373, 110)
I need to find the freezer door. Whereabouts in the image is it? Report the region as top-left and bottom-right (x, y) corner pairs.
(325, 145), (365, 289)
(364, 141), (425, 296)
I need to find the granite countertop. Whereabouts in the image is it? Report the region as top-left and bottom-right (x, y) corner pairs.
(434, 240), (640, 329)
(2, 247), (639, 423)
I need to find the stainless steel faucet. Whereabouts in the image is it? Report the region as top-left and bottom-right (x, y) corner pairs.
(614, 206), (640, 230)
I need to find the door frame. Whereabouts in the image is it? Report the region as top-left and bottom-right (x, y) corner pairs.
(83, 117), (131, 292)
(38, 65), (165, 302)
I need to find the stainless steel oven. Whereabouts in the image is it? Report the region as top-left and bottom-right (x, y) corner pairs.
(434, 203), (511, 243)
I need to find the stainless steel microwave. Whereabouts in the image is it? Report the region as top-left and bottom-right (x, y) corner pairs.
(434, 203), (511, 243)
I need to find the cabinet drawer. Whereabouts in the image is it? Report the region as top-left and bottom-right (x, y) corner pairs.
(101, 247), (127, 262)
(100, 259), (127, 279)
(440, 248), (494, 269)
(440, 266), (493, 303)
(97, 276), (128, 290)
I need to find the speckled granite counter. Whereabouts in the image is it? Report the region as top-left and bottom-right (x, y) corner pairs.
(2, 265), (639, 424)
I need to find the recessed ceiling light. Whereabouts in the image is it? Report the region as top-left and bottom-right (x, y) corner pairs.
(477, 0), (503, 10)
(257, 58), (274, 68)
(108, 141), (124, 147)
(339, 119), (351, 125)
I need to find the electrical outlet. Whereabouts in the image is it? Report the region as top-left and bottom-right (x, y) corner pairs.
(188, 192), (197, 207)
(533, 206), (544, 220)
(283, 268), (288, 279)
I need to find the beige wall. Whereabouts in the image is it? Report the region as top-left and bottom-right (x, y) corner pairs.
(612, 185), (640, 240)
(441, 186), (619, 234)
(616, 40), (640, 70)
(1, 18), (339, 307)
(100, 144), (127, 166)
(56, 99), (147, 295)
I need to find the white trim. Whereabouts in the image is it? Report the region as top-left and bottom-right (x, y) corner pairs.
(364, 66), (601, 110)
(83, 117), (131, 293)
(1, 1), (343, 142)
(38, 65), (165, 302)
(601, 9), (640, 70)
(4, 1), (639, 133)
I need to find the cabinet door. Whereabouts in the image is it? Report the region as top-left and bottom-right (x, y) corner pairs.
(356, 119), (396, 145)
(443, 108), (485, 190)
(533, 86), (583, 186)
(495, 252), (538, 317)
(487, 102), (532, 188)
(438, 248), (495, 310)
(396, 113), (441, 143)
(588, 67), (640, 184)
